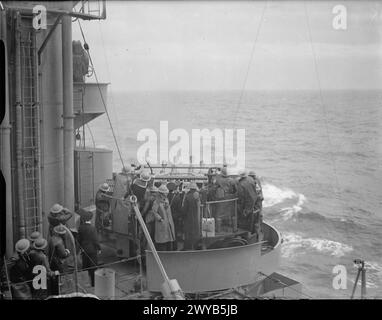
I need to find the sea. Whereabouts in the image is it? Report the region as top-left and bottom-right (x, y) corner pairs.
(83, 89), (382, 299)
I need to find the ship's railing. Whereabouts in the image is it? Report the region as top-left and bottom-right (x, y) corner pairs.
(200, 198), (238, 237)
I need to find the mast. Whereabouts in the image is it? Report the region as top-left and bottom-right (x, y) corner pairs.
(62, 15), (74, 222)
(0, 9), (14, 256)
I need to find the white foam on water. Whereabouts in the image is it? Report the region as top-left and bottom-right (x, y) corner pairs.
(279, 194), (307, 221)
(262, 183), (301, 208)
(281, 233), (353, 258)
(262, 183), (307, 221)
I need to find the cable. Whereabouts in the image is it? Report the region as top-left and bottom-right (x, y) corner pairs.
(232, 1), (267, 126)
(85, 123), (96, 148)
(303, 1), (353, 241)
(77, 20), (125, 170)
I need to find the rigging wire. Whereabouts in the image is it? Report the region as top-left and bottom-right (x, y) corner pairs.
(232, 1), (267, 127)
(303, 1), (353, 242)
(97, 20), (123, 149)
(77, 20), (125, 169)
(86, 123), (96, 148)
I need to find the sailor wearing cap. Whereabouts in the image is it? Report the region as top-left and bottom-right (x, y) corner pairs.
(237, 168), (262, 239)
(8, 239), (34, 299)
(95, 182), (111, 232)
(152, 185), (176, 251)
(47, 203), (73, 233)
(127, 170), (152, 210)
(182, 182), (201, 250)
(139, 185), (159, 249)
(168, 182), (185, 244)
(248, 170), (264, 203)
(29, 238), (55, 299)
(48, 225), (71, 274)
(78, 209), (100, 287)
(248, 170), (264, 240)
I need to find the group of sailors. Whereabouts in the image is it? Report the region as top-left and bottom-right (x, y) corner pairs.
(2, 204), (100, 299)
(1, 164), (263, 299)
(95, 165), (264, 252)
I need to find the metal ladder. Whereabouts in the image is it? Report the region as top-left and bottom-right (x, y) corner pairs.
(19, 24), (42, 237)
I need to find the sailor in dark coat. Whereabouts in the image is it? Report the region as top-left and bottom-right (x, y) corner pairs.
(47, 203), (73, 235)
(182, 182), (201, 250)
(95, 183), (111, 232)
(237, 169), (259, 237)
(78, 210), (101, 287)
(8, 239), (34, 299)
(29, 238), (55, 299)
(48, 225), (71, 273)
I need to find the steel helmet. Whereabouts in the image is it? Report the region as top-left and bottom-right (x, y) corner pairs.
(166, 181), (177, 192)
(99, 182), (110, 192)
(15, 239), (30, 254)
(189, 182), (198, 190)
(140, 170), (151, 182)
(149, 185), (159, 193)
(238, 168), (248, 177)
(158, 184), (169, 195)
(248, 170), (256, 177)
(53, 224), (67, 235)
(33, 238), (48, 251)
(29, 231), (42, 242)
(50, 203), (64, 214)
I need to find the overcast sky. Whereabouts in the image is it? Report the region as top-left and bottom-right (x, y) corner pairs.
(73, 1), (382, 91)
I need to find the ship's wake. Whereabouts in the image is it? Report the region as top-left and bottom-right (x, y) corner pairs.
(262, 183), (307, 221)
(281, 232), (353, 258)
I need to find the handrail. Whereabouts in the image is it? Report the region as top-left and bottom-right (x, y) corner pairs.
(204, 198), (238, 205)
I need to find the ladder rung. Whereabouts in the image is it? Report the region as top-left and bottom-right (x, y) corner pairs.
(25, 198), (37, 201)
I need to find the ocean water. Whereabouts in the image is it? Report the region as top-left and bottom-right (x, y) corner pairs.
(84, 89), (382, 299)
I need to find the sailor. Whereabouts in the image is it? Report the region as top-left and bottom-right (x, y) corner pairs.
(95, 183), (111, 233)
(128, 170), (152, 210)
(213, 167), (238, 231)
(48, 225), (71, 295)
(248, 170), (264, 211)
(169, 181), (185, 243)
(166, 180), (177, 204)
(216, 167), (238, 197)
(29, 238), (56, 299)
(152, 185), (176, 251)
(47, 203), (73, 235)
(237, 169), (260, 239)
(248, 170), (264, 241)
(182, 182), (201, 250)
(142, 185), (158, 242)
(48, 225), (71, 273)
(8, 239), (33, 299)
(78, 209), (101, 287)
